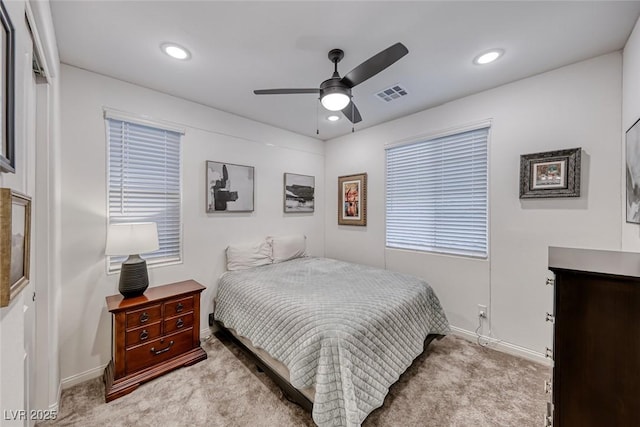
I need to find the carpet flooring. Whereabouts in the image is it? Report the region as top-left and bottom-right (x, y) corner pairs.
(42, 333), (550, 426)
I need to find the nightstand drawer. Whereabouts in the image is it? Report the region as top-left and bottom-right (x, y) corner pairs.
(126, 305), (162, 329)
(164, 312), (194, 334)
(126, 328), (194, 374)
(164, 296), (193, 317)
(125, 323), (161, 348)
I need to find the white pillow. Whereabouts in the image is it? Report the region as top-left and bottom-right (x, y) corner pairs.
(226, 239), (272, 271)
(268, 234), (307, 263)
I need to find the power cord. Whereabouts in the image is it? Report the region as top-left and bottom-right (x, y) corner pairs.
(475, 311), (501, 348)
(475, 314), (488, 347)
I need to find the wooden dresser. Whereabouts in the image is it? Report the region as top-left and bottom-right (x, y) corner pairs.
(104, 280), (208, 402)
(548, 247), (640, 426)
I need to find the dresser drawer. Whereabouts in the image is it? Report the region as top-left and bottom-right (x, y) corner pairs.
(164, 312), (194, 334)
(126, 305), (162, 329)
(125, 322), (161, 348)
(125, 328), (194, 374)
(164, 296), (193, 317)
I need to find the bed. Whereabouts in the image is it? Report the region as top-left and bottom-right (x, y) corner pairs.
(214, 246), (449, 427)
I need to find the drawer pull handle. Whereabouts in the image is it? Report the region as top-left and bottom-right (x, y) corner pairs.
(150, 340), (174, 355)
(140, 330), (149, 341)
(176, 318), (184, 328)
(176, 303), (184, 313)
(140, 312), (149, 323)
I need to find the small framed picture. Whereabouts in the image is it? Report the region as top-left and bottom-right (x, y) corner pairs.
(519, 148), (581, 199)
(206, 161), (254, 212)
(0, 1), (15, 174)
(284, 173), (315, 213)
(626, 118), (640, 223)
(338, 173), (367, 226)
(0, 189), (31, 307)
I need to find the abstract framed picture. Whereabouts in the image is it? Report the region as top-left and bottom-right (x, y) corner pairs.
(338, 173), (367, 226)
(0, 0), (15, 174)
(284, 173), (315, 213)
(626, 118), (640, 223)
(519, 148), (581, 199)
(206, 161), (254, 212)
(0, 189), (31, 307)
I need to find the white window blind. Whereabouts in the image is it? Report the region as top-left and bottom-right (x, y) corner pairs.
(107, 118), (182, 272)
(386, 126), (489, 258)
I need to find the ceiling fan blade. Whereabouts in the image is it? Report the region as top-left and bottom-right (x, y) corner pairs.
(342, 102), (362, 124)
(254, 88), (319, 95)
(340, 42), (408, 88)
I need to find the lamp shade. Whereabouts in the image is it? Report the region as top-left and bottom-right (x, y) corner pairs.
(105, 222), (159, 255)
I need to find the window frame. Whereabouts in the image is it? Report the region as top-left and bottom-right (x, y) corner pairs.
(104, 108), (185, 273)
(384, 121), (491, 259)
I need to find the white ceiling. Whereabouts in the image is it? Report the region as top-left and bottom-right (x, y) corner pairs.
(50, 1), (640, 140)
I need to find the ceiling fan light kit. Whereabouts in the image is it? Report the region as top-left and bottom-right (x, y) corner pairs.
(320, 89), (351, 111)
(254, 42), (409, 126)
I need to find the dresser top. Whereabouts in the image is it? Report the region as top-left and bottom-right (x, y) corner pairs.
(106, 280), (205, 312)
(549, 246), (640, 278)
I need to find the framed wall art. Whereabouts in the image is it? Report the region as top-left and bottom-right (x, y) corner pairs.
(284, 173), (315, 213)
(0, 0), (15, 174)
(519, 148), (581, 199)
(338, 173), (367, 226)
(626, 118), (640, 223)
(0, 189), (31, 307)
(206, 161), (254, 212)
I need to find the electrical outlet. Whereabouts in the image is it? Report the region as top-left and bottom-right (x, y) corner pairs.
(477, 304), (488, 319)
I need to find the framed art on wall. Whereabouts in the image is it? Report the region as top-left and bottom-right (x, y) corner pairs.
(519, 148), (581, 199)
(0, 189), (31, 307)
(284, 173), (315, 213)
(206, 161), (254, 212)
(338, 173), (367, 226)
(626, 118), (640, 223)
(0, 0), (15, 174)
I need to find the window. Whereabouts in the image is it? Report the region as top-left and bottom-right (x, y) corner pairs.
(106, 113), (183, 272)
(385, 126), (489, 258)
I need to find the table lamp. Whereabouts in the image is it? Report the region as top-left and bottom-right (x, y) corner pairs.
(105, 222), (159, 298)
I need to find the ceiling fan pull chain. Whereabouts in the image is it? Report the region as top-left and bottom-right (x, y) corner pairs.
(316, 99), (319, 135)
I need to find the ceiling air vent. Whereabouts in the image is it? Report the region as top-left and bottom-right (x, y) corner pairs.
(375, 84), (408, 103)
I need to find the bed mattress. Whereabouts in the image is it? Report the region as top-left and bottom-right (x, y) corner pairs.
(214, 257), (449, 426)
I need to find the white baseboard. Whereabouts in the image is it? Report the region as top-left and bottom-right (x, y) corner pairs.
(449, 326), (551, 366)
(61, 364), (106, 389)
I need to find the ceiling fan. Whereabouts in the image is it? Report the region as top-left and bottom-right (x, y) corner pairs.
(253, 42), (409, 124)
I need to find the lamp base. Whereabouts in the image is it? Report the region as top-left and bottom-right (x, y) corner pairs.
(119, 255), (149, 298)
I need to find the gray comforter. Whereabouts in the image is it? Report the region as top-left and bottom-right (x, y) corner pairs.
(214, 257), (449, 426)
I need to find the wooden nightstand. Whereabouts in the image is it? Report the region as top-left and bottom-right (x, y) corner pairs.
(103, 280), (208, 402)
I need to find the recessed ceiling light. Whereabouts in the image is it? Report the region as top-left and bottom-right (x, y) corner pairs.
(473, 49), (504, 65)
(160, 43), (191, 60)
(327, 115), (341, 122)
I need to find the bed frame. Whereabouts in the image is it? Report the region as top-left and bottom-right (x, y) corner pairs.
(215, 320), (443, 413)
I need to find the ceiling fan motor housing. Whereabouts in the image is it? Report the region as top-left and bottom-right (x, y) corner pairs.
(320, 78), (352, 100)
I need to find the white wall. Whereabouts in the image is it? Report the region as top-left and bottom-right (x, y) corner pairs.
(59, 65), (325, 385)
(325, 53), (622, 358)
(623, 16), (640, 251)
